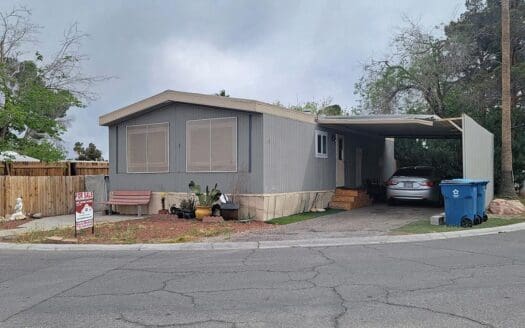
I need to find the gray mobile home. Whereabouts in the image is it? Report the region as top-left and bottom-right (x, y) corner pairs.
(99, 90), (493, 220)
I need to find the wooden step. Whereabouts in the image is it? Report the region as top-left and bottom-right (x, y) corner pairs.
(329, 200), (373, 210)
(329, 201), (354, 210)
(331, 195), (356, 203)
(335, 188), (360, 197)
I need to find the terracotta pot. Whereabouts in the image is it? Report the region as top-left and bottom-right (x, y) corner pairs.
(195, 206), (212, 220)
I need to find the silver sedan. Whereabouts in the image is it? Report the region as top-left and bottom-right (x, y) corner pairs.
(386, 166), (442, 205)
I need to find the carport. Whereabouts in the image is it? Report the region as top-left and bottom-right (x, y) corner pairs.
(318, 113), (494, 204)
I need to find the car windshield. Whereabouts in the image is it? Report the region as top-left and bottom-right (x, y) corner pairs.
(394, 168), (433, 177)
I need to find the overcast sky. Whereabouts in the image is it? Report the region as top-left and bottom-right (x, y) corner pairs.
(2, 0), (464, 158)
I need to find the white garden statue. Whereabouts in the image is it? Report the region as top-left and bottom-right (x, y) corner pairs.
(9, 197), (26, 221)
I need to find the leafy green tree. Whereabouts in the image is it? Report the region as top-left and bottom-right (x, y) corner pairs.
(73, 142), (104, 161)
(321, 104), (343, 116)
(0, 8), (102, 161)
(287, 97), (345, 116)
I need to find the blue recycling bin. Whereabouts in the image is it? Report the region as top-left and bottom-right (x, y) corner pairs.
(440, 179), (478, 227)
(472, 180), (489, 222)
(452, 179), (489, 223)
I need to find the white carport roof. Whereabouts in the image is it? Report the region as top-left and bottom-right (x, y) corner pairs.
(318, 113), (493, 204)
(317, 114), (463, 138)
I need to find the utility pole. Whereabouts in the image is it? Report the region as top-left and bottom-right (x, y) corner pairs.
(500, 0), (516, 198)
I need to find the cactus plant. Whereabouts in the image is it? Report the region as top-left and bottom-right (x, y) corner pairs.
(188, 181), (221, 207)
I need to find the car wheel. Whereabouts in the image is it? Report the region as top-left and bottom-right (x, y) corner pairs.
(387, 198), (397, 206)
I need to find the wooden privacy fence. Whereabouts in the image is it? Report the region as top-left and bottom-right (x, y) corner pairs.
(73, 161), (109, 175)
(1, 161), (109, 176)
(0, 176), (86, 218)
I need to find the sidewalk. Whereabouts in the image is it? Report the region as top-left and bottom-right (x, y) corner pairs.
(1, 221), (525, 251)
(0, 213), (146, 238)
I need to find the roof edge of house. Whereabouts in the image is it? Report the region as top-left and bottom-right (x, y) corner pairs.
(99, 90), (316, 126)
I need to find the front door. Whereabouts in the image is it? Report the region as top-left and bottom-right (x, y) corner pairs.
(336, 134), (345, 187)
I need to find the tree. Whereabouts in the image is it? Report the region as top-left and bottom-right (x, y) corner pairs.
(73, 142), (103, 161)
(288, 97), (345, 116)
(356, 1), (525, 193)
(354, 20), (470, 116)
(500, 0), (516, 197)
(321, 104), (343, 116)
(215, 89), (230, 97)
(0, 7), (103, 161)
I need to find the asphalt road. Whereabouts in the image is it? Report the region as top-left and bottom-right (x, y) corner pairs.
(1, 232), (524, 328)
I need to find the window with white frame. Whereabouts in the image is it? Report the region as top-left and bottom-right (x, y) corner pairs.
(186, 117), (237, 172)
(127, 123), (169, 173)
(315, 130), (328, 158)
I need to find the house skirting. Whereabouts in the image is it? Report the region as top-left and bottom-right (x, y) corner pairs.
(114, 190), (334, 221)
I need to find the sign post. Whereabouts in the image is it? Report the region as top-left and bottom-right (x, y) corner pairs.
(75, 191), (95, 237)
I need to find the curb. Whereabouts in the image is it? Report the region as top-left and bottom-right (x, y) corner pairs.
(1, 222), (525, 252)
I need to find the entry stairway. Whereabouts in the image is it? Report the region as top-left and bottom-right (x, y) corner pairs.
(329, 188), (373, 210)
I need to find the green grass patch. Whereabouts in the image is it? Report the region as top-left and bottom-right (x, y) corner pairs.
(267, 209), (343, 225)
(392, 217), (525, 235)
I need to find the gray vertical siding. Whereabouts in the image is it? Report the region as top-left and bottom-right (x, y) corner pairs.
(107, 103), (388, 195)
(108, 102), (264, 194)
(261, 114), (386, 193)
(262, 114), (335, 193)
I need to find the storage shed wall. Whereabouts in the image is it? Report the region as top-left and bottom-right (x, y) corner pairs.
(462, 114), (494, 205)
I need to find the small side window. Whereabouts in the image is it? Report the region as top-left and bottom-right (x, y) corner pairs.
(315, 130), (328, 158)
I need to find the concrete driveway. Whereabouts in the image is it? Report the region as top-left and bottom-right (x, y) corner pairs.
(227, 203), (443, 242)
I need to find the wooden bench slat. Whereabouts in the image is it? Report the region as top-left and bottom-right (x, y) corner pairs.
(111, 191), (152, 196)
(103, 190), (152, 206)
(103, 200), (150, 205)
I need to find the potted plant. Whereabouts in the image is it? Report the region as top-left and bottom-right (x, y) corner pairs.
(189, 181), (221, 220)
(179, 198), (196, 219)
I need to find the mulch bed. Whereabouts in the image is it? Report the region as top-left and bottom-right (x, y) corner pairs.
(0, 218), (33, 230)
(10, 215), (274, 244)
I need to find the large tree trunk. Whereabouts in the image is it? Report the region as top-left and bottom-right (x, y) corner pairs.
(500, 0), (516, 198)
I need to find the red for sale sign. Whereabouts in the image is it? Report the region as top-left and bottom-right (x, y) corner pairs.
(75, 191), (94, 232)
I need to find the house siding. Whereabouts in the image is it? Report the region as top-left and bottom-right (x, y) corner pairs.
(262, 114), (335, 193)
(108, 102), (264, 194)
(107, 102), (386, 201)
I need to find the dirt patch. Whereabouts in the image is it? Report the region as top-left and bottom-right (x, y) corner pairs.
(5, 215), (273, 244)
(0, 218), (33, 230)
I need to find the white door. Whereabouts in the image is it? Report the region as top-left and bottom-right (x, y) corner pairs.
(336, 134), (345, 187)
(355, 147), (363, 187)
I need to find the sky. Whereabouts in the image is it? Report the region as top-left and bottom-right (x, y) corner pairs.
(1, 0), (465, 158)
